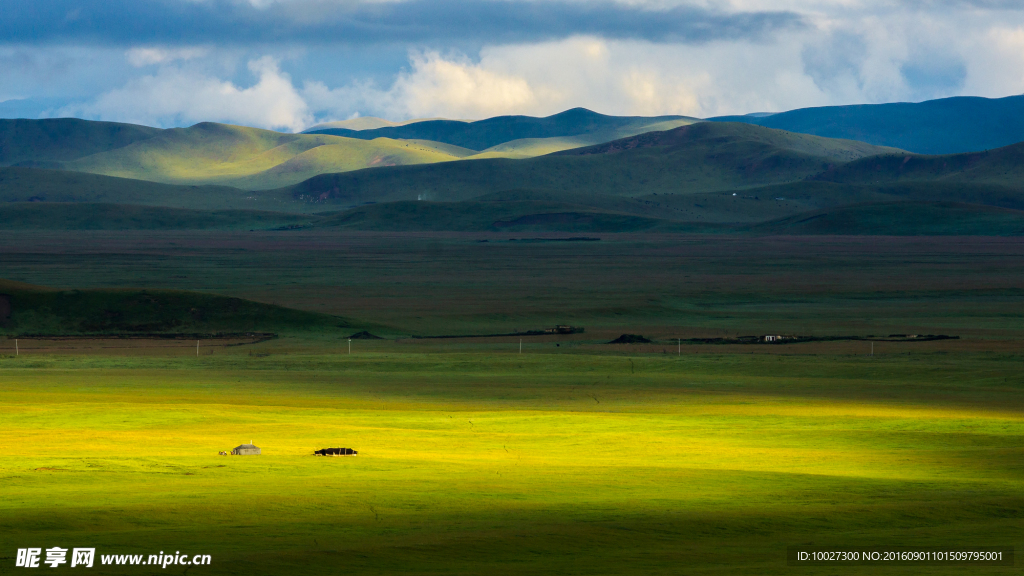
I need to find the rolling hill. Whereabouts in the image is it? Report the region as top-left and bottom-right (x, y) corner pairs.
(0, 119), (472, 190)
(0, 118), (161, 166)
(709, 94), (1024, 154)
(61, 122), (468, 190)
(812, 143), (1024, 187)
(465, 117), (701, 159)
(36, 117), (701, 189)
(0, 113), (708, 191)
(0, 167), (304, 212)
(285, 122), (901, 206)
(9, 111), (1024, 235)
(305, 108), (698, 151)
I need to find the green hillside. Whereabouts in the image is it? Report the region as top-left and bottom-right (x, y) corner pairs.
(285, 122), (901, 206)
(306, 108), (699, 151)
(11, 115), (1024, 235)
(0, 167), (306, 212)
(0, 118), (161, 166)
(557, 120), (898, 162)
(63, 122), (466, 190)
(0, 202), (314, 230)
(709, 94), (1024, 154)
(815, 143), (1024, 187)
(404, 139), (478, 158)
(0, 279), (363, 335)
(747, 201), (1024, 235)
(468, 118), (698, 159)
(1, 115), (711, 191)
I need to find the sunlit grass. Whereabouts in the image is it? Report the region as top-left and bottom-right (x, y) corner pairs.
(65, 124), (468, 190)
(1, 350), (1021, 574)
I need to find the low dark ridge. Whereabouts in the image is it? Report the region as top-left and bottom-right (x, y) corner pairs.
(609, 334), (652, 344)
(508, 237), (600, 242)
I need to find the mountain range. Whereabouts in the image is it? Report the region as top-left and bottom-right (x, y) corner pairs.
(4, 94), (1024, 234)
(710, 94), (1024, 154)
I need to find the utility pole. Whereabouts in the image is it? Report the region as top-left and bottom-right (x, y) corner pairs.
(15, 338), (18, 356)
(348, 339), (351, 354)
(519, 339), (522, 354)
(196, 340), (199, 357)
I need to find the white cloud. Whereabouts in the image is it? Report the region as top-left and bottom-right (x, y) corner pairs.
(62, 57), (311, 131)
(963, 26), (1024, 96)
(390, 53), (538, 118)
(126, 47), (210, 67)
(34, 2), (1024, 129)
(305, 51), (545, 121)
(303, 37), (828, 121)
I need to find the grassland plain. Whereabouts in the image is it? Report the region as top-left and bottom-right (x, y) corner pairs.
(1, 231), (1023, 337)
(0, 347), (1021, 575)
(0, 231), (1021, 574)
(0, 203), (320, 231)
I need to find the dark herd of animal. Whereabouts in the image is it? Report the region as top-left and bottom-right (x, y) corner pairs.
(314, 447), (357, 456)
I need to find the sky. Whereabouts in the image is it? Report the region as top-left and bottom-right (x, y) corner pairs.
(2, 0), (1024, 131)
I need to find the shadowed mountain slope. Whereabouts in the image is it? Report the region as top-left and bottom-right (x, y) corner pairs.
(709, 94), (1024, 154)
(0, 118), (162, 166)
(813, 142), (1024, 187)
(554, 121), (897, 162)
(285, 122), (901, 206)
(0, 167), (305, 212)
(305, 108), (698, 151)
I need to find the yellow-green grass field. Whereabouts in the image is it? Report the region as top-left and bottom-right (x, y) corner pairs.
(1, 345), (1021, 575)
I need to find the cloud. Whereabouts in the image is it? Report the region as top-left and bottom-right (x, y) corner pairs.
(8, 0), (1024, 128)
(126, 47), (210, 67)
(962, 26), (1024, 96)
(0, 0), (803, 47)
(303, 38), (827, 121)
(62, 57), (310, 131)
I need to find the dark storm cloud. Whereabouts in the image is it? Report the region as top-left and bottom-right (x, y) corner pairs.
(0, 0), (804, 47)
